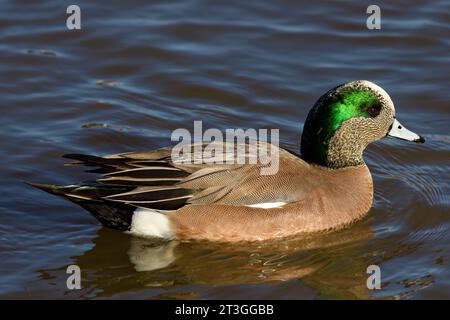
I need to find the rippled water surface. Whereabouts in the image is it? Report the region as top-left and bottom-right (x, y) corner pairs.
(1, 0), (449, 299)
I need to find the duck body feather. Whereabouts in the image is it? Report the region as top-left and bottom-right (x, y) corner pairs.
(32, 142), (373, 242)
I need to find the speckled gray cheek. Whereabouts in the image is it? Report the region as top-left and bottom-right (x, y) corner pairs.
(326, 105), (395, 168)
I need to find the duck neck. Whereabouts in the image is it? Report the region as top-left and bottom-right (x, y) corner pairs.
(324, 134), (365, 168)
(301, 120), (366, 169)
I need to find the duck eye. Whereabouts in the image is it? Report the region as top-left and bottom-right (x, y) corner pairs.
(367, 103), (381, 117)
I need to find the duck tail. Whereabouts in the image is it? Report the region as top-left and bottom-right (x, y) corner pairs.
(27, 182), (136, 231)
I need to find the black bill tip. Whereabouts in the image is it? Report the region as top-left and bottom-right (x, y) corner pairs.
(414, 136), (425, 144)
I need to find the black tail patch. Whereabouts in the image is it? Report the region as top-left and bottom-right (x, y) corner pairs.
(30, 150), (195, 230)
(28, 183), (136, 231)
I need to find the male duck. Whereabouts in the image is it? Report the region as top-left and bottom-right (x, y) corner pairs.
(32, 80), (425, 242)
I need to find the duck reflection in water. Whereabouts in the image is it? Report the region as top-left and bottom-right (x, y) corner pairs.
(38, 221), (377, 299)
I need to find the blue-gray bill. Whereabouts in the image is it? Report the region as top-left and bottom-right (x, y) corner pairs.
(387, 118), (425, 143)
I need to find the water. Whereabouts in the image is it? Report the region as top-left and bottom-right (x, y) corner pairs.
(0, 0), (449, 299)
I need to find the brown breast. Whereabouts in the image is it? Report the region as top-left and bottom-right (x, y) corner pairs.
(169, 164), (373, 242)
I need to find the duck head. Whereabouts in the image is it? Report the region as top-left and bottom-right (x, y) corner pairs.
(300, 80), (425, 169)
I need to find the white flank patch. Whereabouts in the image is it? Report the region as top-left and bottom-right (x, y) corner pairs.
(247, 202), (286, 209)
(130, 208), (175, 239)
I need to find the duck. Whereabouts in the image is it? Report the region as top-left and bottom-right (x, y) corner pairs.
(31, 80), (425, 242)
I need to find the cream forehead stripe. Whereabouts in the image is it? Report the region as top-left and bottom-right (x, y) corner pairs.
(357, 80), (395, 112)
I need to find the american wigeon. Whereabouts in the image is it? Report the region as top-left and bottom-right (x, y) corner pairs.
(31, 80), (425, 242)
